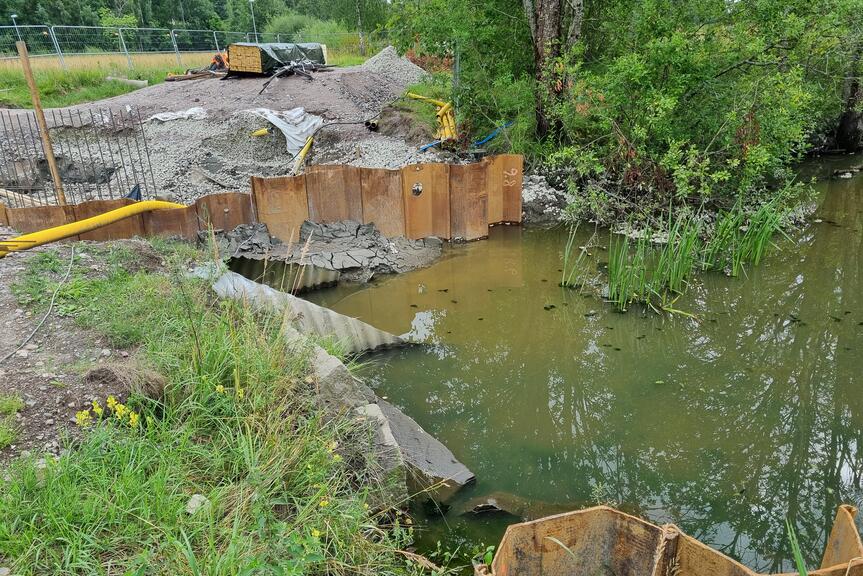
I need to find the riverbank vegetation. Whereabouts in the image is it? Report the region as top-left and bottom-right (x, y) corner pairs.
(391, 0), (863, 223)
(0, 242), (428, 574)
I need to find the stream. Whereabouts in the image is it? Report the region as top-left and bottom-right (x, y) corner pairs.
(305, 154), (863, 571)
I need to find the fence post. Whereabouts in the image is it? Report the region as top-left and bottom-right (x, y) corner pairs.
(48, 27), (66, 70)
(16, 41), (66, 206)
(169, 29), (182, 67)
(213, 30), (220, 52)
(117, 28), (133, 69)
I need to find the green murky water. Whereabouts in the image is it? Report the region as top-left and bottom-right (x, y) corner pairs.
(306, 155), (863, 571)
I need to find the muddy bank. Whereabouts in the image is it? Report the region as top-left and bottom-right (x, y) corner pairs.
(214, 220), (443, 283)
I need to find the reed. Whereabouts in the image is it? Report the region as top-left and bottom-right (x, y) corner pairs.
(562, 197), (789, 313)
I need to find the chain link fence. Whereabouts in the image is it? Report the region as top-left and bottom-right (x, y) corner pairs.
(0, 24), (381, 69)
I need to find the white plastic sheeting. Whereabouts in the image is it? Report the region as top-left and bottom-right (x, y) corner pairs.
(240, 107), (323, 156)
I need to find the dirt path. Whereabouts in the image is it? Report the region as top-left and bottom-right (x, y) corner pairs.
(0, 233), (138, 463)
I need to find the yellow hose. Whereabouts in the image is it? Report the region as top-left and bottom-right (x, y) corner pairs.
(0, 200), (185, 258)
(291, 136), (314, 175)
(406, 92), (447, 107)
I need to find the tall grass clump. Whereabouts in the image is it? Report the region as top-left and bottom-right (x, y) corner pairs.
(0, 242), (423, 575)
(560, 223), (597, 289)
(565, 199), (790, 313)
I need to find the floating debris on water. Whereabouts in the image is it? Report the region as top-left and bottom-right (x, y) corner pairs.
(543, 304), (556, 310)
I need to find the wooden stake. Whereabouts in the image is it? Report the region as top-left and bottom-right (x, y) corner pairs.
(16, 41), (66, 206)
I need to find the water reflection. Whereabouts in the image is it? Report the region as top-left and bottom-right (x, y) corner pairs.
(306, 159), (863, 571)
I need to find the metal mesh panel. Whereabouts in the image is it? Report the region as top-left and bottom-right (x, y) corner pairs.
(0, 108), (156, 208)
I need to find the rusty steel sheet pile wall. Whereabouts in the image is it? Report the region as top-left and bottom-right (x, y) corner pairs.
(1, 156), (522, 246)
(1, 193), (253, 242)
(252, 155), (523, 242)
(480, 505), (863, 576)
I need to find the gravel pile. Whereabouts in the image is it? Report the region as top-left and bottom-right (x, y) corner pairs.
(361, 46), (429, 86)
(318, 134), (444, 169)
(522, 174), (573, 225)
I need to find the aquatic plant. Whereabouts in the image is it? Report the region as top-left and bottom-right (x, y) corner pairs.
(560, 223), (598, 289)
(570, 198), (789, 313)
(786, 517), (808, 576)
(653, 214), (701, 296)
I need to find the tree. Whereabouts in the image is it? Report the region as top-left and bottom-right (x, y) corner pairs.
(521, 0), (583, 137)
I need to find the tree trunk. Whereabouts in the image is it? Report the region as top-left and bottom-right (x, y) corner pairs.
(523, 0), (584, 139)
(355, 0), (366, 57)
(530, 0), (562, 138)
(836, 45), (862, 151)
(566, 0), (584, 47)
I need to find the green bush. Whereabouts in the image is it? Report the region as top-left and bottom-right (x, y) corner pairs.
(263, 11), (318, 37)
(295, 19), (357, 50)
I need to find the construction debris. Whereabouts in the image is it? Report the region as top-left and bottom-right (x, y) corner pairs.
(240, 107), (323, 155)
(407, 92), (457, 143)
(259, 59), (334, 94)
(210, 269), (405, 353)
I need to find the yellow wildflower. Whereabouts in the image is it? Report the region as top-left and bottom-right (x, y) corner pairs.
(114, 403), (128, 419)
(332, 454), (342, 463)
(128, 411), (140, 428)
(311, 529), (321, 539)
(215, 384), (225, 394)
(327, 440), (338, 452)
(363, 503), (369, 510)
(236, 387), (245, 399)
(91, 400), (103, 417)
(106, 395), (118, 410)
(75, 409), (92, 427)
(319, 500), (329, 508)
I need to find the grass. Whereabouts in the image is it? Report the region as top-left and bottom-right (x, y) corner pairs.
(0, 240), (427, 575)
(0, 395), (21, 450)
(0, 422), (15, 450)
(0, 394), (24, 416)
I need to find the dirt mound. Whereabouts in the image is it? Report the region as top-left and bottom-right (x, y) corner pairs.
(83, 364), (167, 400)
(377, 106), (435, 145)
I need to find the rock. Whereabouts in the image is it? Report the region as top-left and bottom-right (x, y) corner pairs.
(355, 403), (409, 506)
(0, 566), (10, 575)
(521, 174), (571, 225)
(313, 347), (376, 410)
(378, 399), (475, 503)
(185, 494), (210, 515)
(296, 220), (442, 277)
(15, 349), (28, 359)
(100, 348), (111, 357)
(201, 222), (280, 258)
